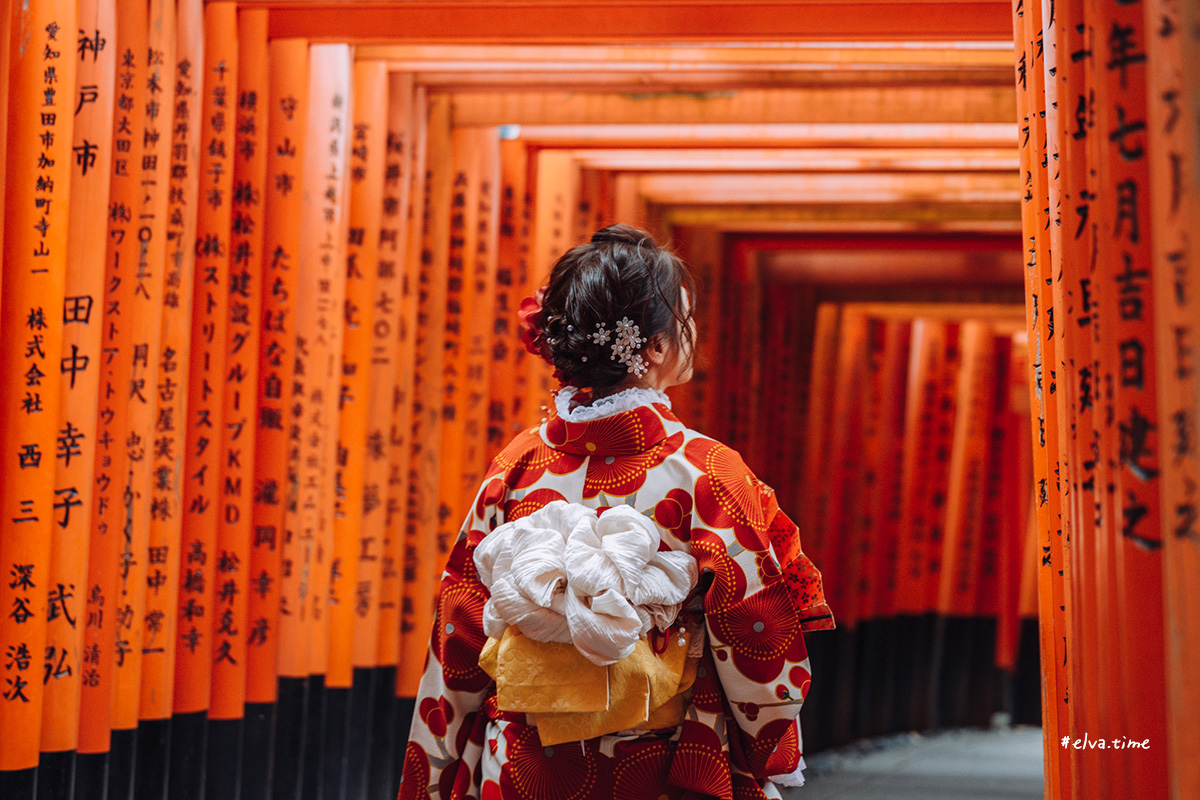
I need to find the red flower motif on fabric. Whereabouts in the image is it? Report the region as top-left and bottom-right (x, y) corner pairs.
(545, 404), (670, 456)
(685, 438), (770, 553)
(690, 531), (748, 612)
(399, 741), (431, 800)
(435, 584), (491, 692)
(494, 435), (585, 491)
(502, 487), (568, 522)
(651, 402), (681, 424)
(652, 488), (694, 542)
(707, 581), (801, 683)
(439, 761), (473, 800)
(687, 653), (725, 713)
(790, 664), (812, 697)
(612, 740), (677, 800)
(754, 550), (781, 584)
(476, 476), (507, 522)
(750, 717), (800, 778)
(731, 774), (771, 800)
(582, 432), (684, 499)
(456, 709), (487, 754)
(419, 695), (455, 738)
(499, 725), (600, 800)
(667, 720), (732, 800)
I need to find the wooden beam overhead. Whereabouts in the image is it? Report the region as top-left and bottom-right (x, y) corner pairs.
(408, 68), (1014, 92)
(567, 147), (1020, 173)
(666, 218), (1024, 234)
(447, 86), (1017, 125)
(259, 1), (1016, 44)
(628, 171), (1021, 204)
(512, 122), (1019, 149)
(659, 202), (1022, 229)
(355, 43), (1017, 68)
(758, 247), (1023, 285)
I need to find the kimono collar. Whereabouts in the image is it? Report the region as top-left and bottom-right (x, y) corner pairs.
(541, 385), (681, 456)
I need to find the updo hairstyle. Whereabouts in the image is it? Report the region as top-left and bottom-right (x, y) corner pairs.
(539, 224), (696, 392)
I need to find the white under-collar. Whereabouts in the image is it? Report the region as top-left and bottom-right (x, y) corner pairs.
(553, 385), (672, 423)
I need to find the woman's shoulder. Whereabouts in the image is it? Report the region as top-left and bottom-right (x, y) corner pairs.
(669, 426), (781, 535)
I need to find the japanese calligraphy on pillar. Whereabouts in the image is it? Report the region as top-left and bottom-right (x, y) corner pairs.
(77, 0), (147, 755)
(252, 35), (306, 695)
(296, 44), (350, 678)
(208, 7), (266, 720)
(112, 0), (175, 733)
(499, 139), (533, 432)
(39, 0), (113, 757)
(1091, 0), (1168, 792)
(459, 130), (500, 513)
(940, 322), (1000, 616)
(486, 138), (524, 463)
(435, 131), (478, 568)
(1147, 0), (1200, 795)
(336, 61), (387, 679)
(382, 80), (425, 674)
(801, 303), (841, 578)
(398, 93), (451, 697)
(372, 72), (415, 671)
(1055, 2), (1105, 794)
(174, 0), (236, 717)
(1011, 0), (1067, 791)
(0, 0), (77, 771)
(140, 0), (202, 723)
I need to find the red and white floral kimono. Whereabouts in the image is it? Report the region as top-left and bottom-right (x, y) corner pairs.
(400, 386), (834, 800)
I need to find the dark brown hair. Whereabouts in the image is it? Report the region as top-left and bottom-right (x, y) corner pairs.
(540, 224), (696, 392)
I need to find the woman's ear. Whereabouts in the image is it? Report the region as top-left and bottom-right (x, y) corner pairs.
(645, 334), (671, 367)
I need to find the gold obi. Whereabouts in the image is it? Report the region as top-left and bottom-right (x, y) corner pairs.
(478, 622), (701, 746)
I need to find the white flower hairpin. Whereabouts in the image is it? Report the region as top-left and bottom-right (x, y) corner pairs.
(610, 317), (647, 377)
(588, 322), (611, 346)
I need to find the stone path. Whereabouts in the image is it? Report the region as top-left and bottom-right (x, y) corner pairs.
(786, 726), (1044, 800)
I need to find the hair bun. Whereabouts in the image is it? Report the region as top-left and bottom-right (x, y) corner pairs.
(539, 224), (695, 392)
(590, 223), (655, 248)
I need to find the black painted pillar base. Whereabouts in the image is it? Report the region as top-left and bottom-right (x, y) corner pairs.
(830, 625), (858, 746)
(273, 677), (308, 800)
(0, 766), (38, 800)
(167, 711), (207, 800)
(875, 615), (901, 735)
(891, 615), (917, 732)
(205, 717), (244, 800)
(134, 718), (171, 800)
(106, 728), (136, 800)
(242, 702), (277, 800)
(73, 752), (108, 800)
(35, 750), (74, 800)
(798, 628), (832, 753)
(317, 685), (352, 800)
(1012, 616), (1042, 725)
(923, 612), (949, 730)
(300, 674), (324, 800)
(967, 617), (999, 726)
(367, 668), (398, 800)
(345, 668), (377, 800)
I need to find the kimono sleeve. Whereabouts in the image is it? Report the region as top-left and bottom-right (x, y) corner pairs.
(687, 444), (834, 786)
(400, 492), (495, 800)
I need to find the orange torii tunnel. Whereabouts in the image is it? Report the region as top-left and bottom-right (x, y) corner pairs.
(0, 1), (1196, 799)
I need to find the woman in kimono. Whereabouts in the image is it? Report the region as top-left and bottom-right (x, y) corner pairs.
(401, 225), (834, 800)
